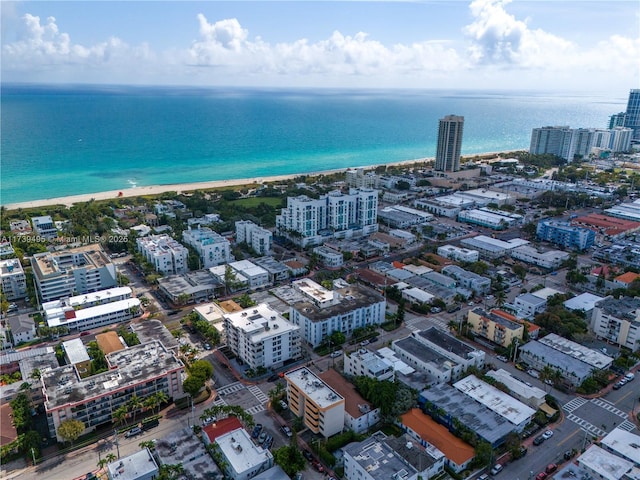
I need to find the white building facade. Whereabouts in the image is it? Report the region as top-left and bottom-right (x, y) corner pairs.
(235, 220), (273, 255)
(0, 258), (27, 301)
(183, 226), (232, 268)
(137, 234), (189, 274)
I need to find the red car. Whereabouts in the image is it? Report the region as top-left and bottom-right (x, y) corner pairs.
(535, 473), (547, 480)
(312, 460), (324, 473)
(546, 464), (558, 474)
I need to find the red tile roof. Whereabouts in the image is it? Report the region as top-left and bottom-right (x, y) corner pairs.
(614, 272), (640, 285)
(318, 369), (371, 419)
(202, 416), (243, 443)
(0, 404), (18, 447)
(400, 408), (475, 465)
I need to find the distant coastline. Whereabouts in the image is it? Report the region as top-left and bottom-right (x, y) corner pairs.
(3, 151), (520, 211)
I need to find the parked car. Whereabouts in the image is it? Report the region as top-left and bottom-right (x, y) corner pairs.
(258, 432), (268, 444)
(370, 337), (378, 343)
(267, 374), (280, 382)
(124, 427), (142, 438)
(535, 473), (547, 480)
(312, 460), (324, 473)
(542, 430), (554, 440)
(533, 435), (545, 446)
(515, 363), (527, 371)
(302, 449), (314, 461)
(490, 464), (503, 475)
(360, 340), (370, 346)
(546, 464), (558, 474)
(252, 424), (263, 439)
(264, 435), (273, 449)
(281, 425), (292, 438)
(613, 381), (624, 390)
(564, 450), (574, 461)
(330, 350), (343, 358)
(624, 372), (635, 381)
(202, 416), (216, 426)
(496, 355), (508, 362)
(203, 343), (212, 350)
(527, 369), (540, 379)
(279, 400), (288, 410)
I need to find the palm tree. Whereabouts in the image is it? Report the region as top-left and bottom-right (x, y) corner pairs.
(495, 290), (507, 308)
(139, 440), (156, 450)
(104, 453), (117, 464)
(268, 383), (285, 402)
(128, 395), (143, 424)
(154, 391), (169, 414)
(112, 405), (128, 427)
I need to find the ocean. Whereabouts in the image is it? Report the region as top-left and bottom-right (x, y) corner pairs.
(0, 84), (626, 205)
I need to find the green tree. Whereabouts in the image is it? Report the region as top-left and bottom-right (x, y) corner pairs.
(112, 405), (128, 427)
(183, 375), (204, 397)
(190, 359), (214, 382)
(57, 419), (85, 446)
(272, 445), (306, 478)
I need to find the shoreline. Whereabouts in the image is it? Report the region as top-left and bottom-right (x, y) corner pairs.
(3, 151), (517, 211)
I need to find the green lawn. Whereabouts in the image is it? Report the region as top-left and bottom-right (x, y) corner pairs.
(231, 197), (284, 208)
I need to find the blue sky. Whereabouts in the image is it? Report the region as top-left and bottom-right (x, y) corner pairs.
(1, 1), (638, 92)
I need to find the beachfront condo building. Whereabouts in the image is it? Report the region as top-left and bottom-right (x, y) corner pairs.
(288, 279), (385, 347)
(435, 115), (464, 172)
(137, 234), (189, 274)
(182, 225), (232, 268)
(42, 340), (185, 441)
(529, 126), (574, 159)
(31, 215), (58, 240)
(235, 220), (273, 255)
(32, 244), (117, 302)
(275, 188), (379, 247)
(0, 258), (27, 301)
(223, 303), (301, 370)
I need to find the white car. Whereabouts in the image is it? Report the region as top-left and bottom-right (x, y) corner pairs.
(542, 430), (554, 440)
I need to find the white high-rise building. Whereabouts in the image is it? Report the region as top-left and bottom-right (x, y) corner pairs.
(182, 225), (232, 268)
(235, 220), (272, 255)
(276, 188), (378, 247)
(0, 258), (27, 301)
(137, 234), (189, 274)
(610, 127), (633, 152)
(435, 115), (464, 172)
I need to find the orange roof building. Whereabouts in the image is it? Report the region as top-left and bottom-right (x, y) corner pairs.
(201, 416), (243, 444)
(492, 309), (540, 339)
(0, 404), (18, 447)
(96, 331), (125, 355)
(218, 300), (243, 313)
(400, 408), (475, 472)
(614, 271), (640, 286)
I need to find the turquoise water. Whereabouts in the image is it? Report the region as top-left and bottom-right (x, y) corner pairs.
(0, 85), (625, 205)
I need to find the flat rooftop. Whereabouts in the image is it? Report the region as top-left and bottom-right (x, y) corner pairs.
(539, 333), (613, 369)
(486, 369), (546, 401)
(292, 279), (335, 305)
(42, 340), (183, 411)
(453, 375), (536, 425)
(519, 341), (593, 380)
(319, 369), (373, 420)
(596, 296), (640, 322)
(417, 327), (476, 359)
(231, 259), (268, 277)
(600, 428), (640, 465)
(155, 428), (223, 480)
(131, 319), (179, 350)
(577, 445), (634, 480)
(343, 436), (418, 480)
(194, 302), (226, 323)
(419, 384), (513, 445)
(461, 235), (529, 253)
(107, 448), (158, 480)
(216, 428), (272, 475)
(33, 244), (112, 277)
(285, 367), (343, 409)
(393, 337), (455, 375)
(46, 298), (141, 328)
(224, 303), (299, 342)
(291, 284), (384, 322)
(471, 308), (523, 331)
(62, 338), (90, 364)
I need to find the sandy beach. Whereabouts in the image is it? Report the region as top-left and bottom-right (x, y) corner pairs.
(3, 152), (513, 211)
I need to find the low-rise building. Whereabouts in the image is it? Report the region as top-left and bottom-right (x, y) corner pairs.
(576, 445), (635, 480)
(158, 269), (222, 304)
(43, 340), (185, 441)
(486, 369), (547, 409)
(539, 333), (613, 371)
(289, 280), (385, 347)
(284, 367), (344, 437)
(319, 369), (380, 433)
(563, 292), (605, 320)
(226, 260), (270, 290)
(423, 271), (456, 289)
(137, 234), (188, 274)
(453, 375), (535, 431)
(460, 235), (529, 259)
(467, 308), (524, 347)
(510, 245), (570, 269)
(224, 303), (300, 370)
(62, 338), (92, 377)
(213, 428), (274, 480)
(343, 434), (444, 480)
(235, 220), (272, 256)
(343, 348), (395, 381)
(400, 408), (475, 473)
(31, 215), (58, 239)
(592, 298), (640, 350)
(6, 315), (36, 345)
(252, 257), (290, 284)
(457, 208), (522, 230)
(599, 428), (640, 467)
(313, 245), (344, 269)
(106, 448), (159, 480)
(536, 220), (595, 251)
(183, 226), (232, 268)
(401, 287), (435, 306)
(0, 258), (27, 301)
(441, 265), (491, 295)
(32, 244), (117, 302)
(511, 293), (548, 320)
(437, 245), (479, 263)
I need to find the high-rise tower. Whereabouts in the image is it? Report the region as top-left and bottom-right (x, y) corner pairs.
(624, 89), (640, 140)
(435, 115), (464, 172)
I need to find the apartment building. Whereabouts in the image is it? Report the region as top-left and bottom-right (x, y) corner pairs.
(460, 235), (529, 259)
(42, 340), (185, 441)
(235, 220), (273, 256)
(289, 280), (385, 347)
(441, 265), (491, 295)
(284, 367), (344, 437)
(437, 245), (479, 263)
(213, 428), (274, 480)
(42, 286), (140, 332)
(457, 208), (522, 230)
(536, 220), (595, 251)
(345, 168), (380, 189)
(343, 348), (395, 382)
(32, 244), (117, 302)
(467, 308), (525, 347)
(183, 226), (232, 268)
(0, 258), (27, 301)
(106, 448), (159, 480)
(224, 303), (301, 370)
(312, 246), (344, 269)
(137, 235), (188, 274)
(275, 188), (378, 247)
(591, 296), (640, 350)
(31, 215), (58, 239)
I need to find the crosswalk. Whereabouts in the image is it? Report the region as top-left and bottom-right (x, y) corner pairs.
(246, 404), (266, 415)
(248, 385), (269, 404)
(562, 397), (588, 414)
(216, 381), (244, 396)
(212, 396), (227, 407)
(590, 398), (628, 419)
(565, 413), (606, 437)
(617, 420), (637, 432)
